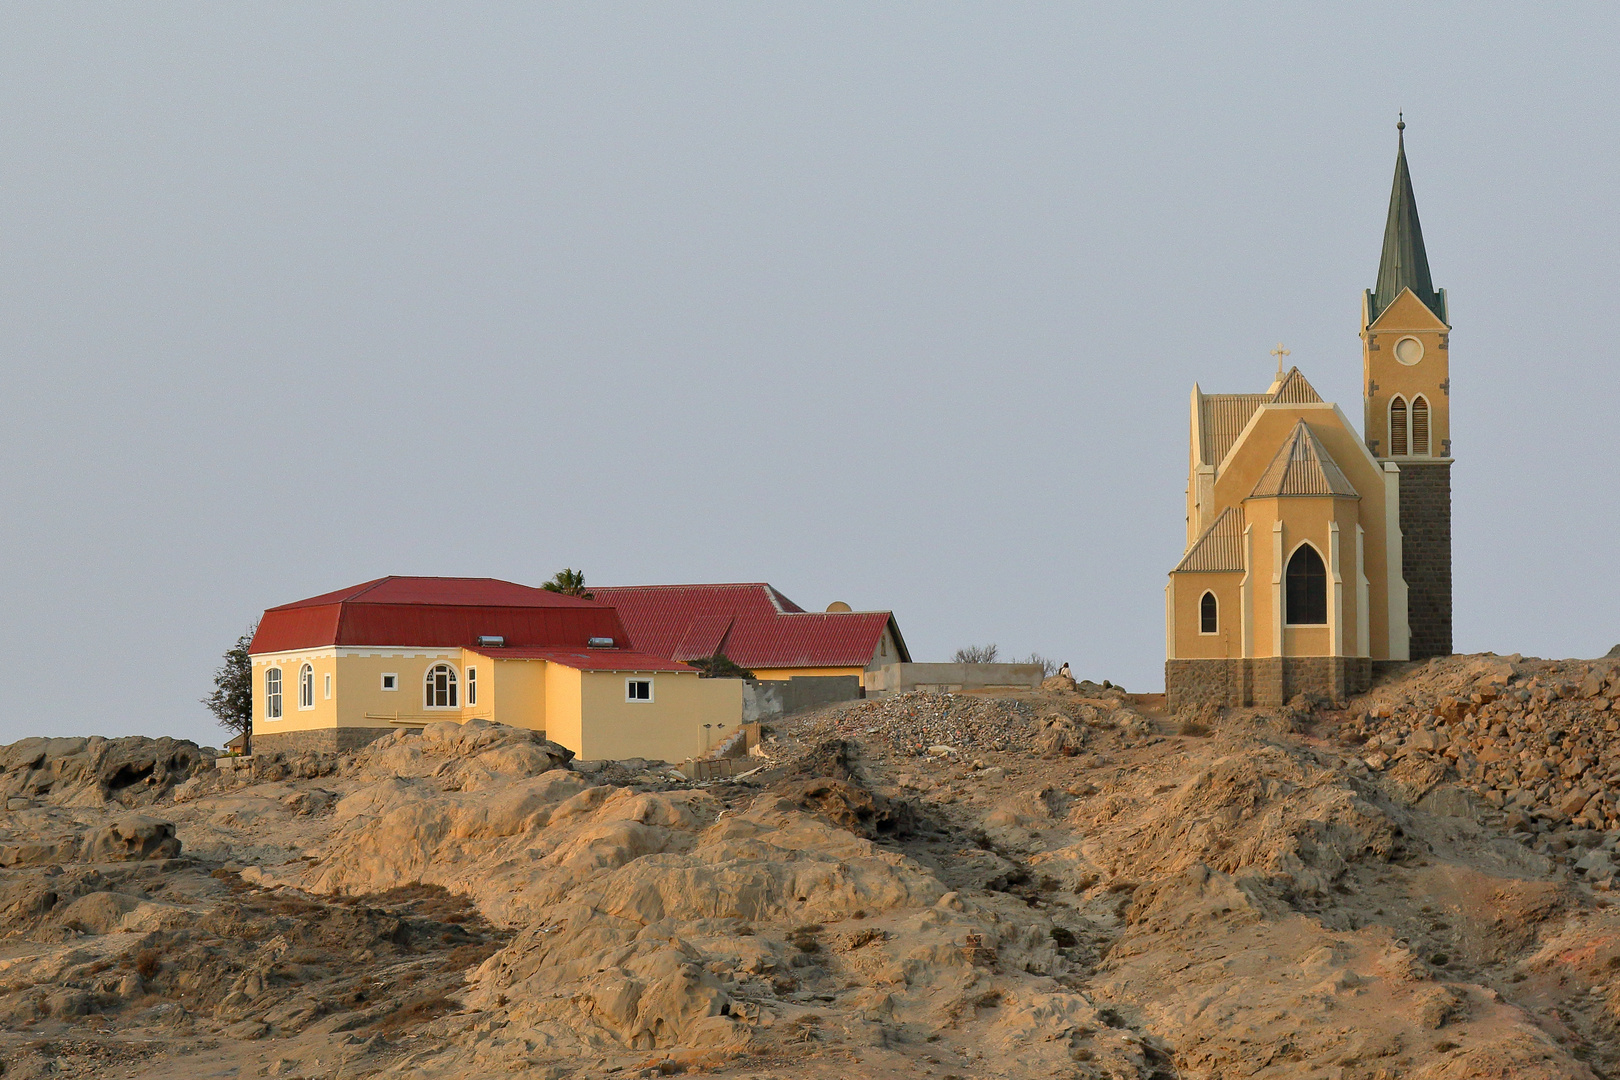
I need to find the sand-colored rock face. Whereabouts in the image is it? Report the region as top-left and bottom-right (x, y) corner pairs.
(5, 658), (1620, 1078)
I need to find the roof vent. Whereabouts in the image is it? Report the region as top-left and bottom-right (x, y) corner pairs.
(587, 636), (615, 648)
(476, 635), (505, 647)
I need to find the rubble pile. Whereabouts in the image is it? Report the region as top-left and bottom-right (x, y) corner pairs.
(785, 689), (1134, 756)
(1343, 653), (1620, 878)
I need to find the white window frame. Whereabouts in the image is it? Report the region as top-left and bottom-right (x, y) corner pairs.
(264, 667), (282, 720)
(1199, 591), (1219, 636)
(626, 678), (654, 703)
(298, 663), (315, 710)
(466, 666), (477, 706)
(324, 672), (332, 700)
(381, 673), (399, 691)
(424, 664), (459, 709)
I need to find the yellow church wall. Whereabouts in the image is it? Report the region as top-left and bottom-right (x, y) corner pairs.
(1364, 289), (1451, 460)
(1241, 495), (1363, 659)
(572, 671), (743, 763)
(1209, 404), (1394, 659)
(1170, 572), (1244, 658)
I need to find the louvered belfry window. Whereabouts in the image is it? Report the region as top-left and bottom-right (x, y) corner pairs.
(1389, 396), (1409, 456)
(1411, 395), (1430, 456)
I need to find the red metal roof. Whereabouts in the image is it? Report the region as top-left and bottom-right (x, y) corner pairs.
(465, 646), (695, 673)
(250, 576), (627, 654)
(590, 583), (909, 670)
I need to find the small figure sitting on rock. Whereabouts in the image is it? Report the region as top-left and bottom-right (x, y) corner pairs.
(1058, 662), (1072, 679)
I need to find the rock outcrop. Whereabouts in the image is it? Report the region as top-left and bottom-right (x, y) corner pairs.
(4, 692), (1620, 1077)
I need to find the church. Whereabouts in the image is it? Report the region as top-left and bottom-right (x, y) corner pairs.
(1166, 123), (1453, 709)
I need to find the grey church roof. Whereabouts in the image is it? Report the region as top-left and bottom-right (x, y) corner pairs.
(1250, 420), (1359, 498)
(1372, 123), (1446, 323)
(1175, 506), (1246, 573)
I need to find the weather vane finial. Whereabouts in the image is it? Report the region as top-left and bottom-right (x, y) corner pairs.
(1271, 342), (1291, 380)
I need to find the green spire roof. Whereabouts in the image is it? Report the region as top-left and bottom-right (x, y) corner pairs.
(1372, 122), (1445, 323)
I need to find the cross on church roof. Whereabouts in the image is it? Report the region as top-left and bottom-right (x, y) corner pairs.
(1271, 342), (1290, 379)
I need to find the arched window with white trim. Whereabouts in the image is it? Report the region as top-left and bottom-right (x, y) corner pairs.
(298, 664), (314, 709)
(1411, 395), (1430, 457)
(425, 664), (458, 708)
(1285, 544), (1328, 625)
(1200, 591), (1218, 634)
(264, 667), (282, 720)
(1389, 395), (1408, 456)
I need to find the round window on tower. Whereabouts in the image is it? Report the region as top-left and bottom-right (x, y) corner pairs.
(1394, 336), (1424, 366)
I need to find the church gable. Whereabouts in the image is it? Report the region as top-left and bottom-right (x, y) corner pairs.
(1250, 420), (1360, 499)
(1367, 287), (1448, 332)
(1269, 366), (1323, 405)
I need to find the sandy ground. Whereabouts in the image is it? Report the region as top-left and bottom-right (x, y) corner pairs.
(3, 656), (1620, 1079)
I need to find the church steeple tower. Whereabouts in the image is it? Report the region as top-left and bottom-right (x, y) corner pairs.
(1362, 119), (1452, 660)
(1372, 119), (1445, 323)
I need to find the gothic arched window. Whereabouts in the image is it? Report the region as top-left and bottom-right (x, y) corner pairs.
(1200, 591), (1218, 634)
(1411, 395), (1430, 457)
(425, 664), (459, 708)
(1389, 396), (1408, 456)
(1285, 545), (1328, 626)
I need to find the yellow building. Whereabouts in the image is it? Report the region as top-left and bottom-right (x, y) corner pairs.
(248, 576), (742, 761)
(1167, 123), (1452, 708)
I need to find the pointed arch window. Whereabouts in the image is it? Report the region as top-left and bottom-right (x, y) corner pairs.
(298, 664), (315, 709)
(1199, 591), (1218, 635)
(1411, 395), (1430, 457)
(1389, 396), (1408, 456)
(1285, 545), (1328, 626)
(425, 664), (458, 708)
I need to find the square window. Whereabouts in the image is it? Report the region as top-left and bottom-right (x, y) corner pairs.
(381, 673), (398, 691)
(626, 679), (653, 702)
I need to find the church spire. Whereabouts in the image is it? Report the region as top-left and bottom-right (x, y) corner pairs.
(1372, 118), (1444, 322)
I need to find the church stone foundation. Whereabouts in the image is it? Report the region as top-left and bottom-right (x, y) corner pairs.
(250, 726), (396, 756)
(1398, 460), (1453, 661)
(1167, 657), (1372, 712)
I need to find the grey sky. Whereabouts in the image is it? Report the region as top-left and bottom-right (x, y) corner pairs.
(2, 5), (1615, 747)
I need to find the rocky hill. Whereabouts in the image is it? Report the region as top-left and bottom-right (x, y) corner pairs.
(3, 654), (1620, 1079)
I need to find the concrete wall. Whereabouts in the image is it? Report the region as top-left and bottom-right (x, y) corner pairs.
(865, 663), (1045, 695)
(741, 675), (863, 722)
